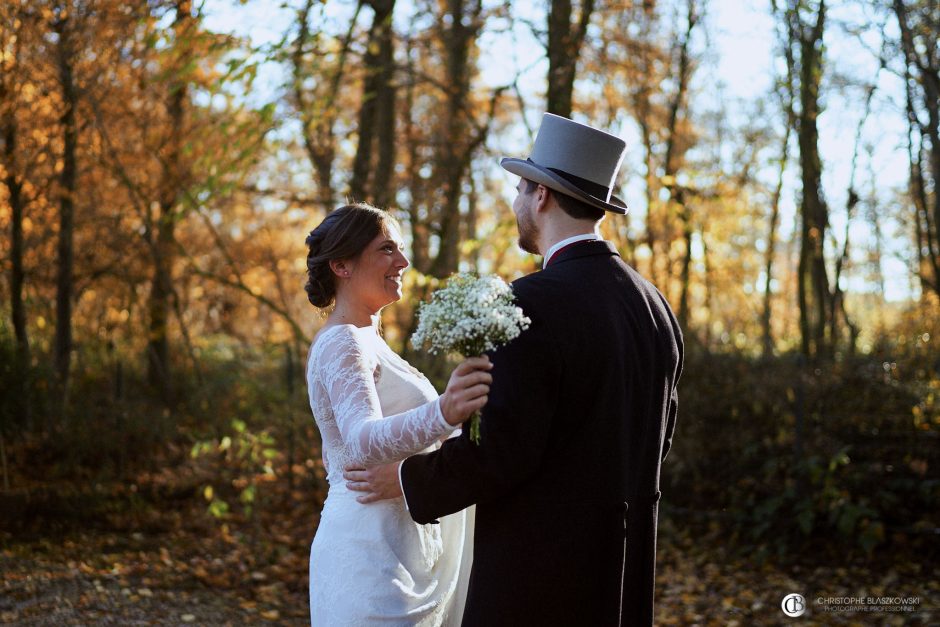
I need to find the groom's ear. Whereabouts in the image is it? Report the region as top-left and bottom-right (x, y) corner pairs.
(536, 184), (553, 213)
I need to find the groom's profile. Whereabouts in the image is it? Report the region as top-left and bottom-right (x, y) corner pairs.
(354, 113), (683, 626)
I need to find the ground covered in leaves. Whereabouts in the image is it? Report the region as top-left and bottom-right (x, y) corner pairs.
(654, 517), (936, 625)
(3, 516), (936, 625)
(0, 449), (935, 626)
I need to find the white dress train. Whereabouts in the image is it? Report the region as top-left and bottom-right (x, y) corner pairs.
(306, 324), (473, 626)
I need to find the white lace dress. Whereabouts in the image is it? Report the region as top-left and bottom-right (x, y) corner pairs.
(306, 324), (472, 626)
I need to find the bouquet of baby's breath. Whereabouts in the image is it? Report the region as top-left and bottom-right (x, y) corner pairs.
(411, 273), (531, 443)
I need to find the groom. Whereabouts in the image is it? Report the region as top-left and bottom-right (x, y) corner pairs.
(351, 113), (682, 625)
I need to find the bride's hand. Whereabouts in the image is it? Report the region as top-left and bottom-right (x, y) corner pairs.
(439, 356), (493, 426)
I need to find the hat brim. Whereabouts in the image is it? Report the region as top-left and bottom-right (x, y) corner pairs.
(500, 157), (628, 215)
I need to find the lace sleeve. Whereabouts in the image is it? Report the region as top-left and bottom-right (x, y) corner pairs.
(313, 326), (455, 466)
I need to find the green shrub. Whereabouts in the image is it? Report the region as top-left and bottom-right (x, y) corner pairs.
(663, 346), (938, 556)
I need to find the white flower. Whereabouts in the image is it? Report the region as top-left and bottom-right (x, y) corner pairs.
(411, 272), (531, 358)
(411, 273), (530, 444)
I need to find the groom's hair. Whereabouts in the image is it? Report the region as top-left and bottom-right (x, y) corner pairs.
(304, 202), (396, 308)
(522, 179), (604, 222)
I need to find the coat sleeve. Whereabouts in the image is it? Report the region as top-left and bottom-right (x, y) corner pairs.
(659, 289), (683, 462)
(661, 387), (679, 461)
(400, 285), (562, 524)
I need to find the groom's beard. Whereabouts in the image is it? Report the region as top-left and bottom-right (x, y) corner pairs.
(516, 207), (540, 255)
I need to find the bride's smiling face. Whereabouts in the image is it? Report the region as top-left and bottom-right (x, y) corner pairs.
(342, 222), (409, 312)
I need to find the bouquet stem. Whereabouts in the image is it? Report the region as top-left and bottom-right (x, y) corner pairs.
(468, 410), (481, 444)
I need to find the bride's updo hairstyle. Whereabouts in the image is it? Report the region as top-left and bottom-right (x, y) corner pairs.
(305, 202), (394, 308)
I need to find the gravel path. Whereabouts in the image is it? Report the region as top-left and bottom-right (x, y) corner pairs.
(0, 538), (307, 626)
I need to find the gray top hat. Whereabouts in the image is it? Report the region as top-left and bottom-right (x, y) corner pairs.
(500, 113), (628, 214)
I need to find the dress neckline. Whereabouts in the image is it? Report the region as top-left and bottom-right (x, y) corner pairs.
(308, 323), (381, 360)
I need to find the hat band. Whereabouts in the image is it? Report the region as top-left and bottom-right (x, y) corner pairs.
(526, 158), (610, 201)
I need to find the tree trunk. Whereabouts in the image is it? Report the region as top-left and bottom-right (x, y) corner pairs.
(782, 0), (831, 359)
(664, 0), (699, 326)
(428, 0), (483, 279)
(830, 193), (857, 355)
(1, 20), (29, 366)
(830, 74), (876, 354)
(147, 218), (174, 399)
(894, 0), (940, 299)
(350, 0), (396, 206)
(373, 18), (396, 211)
(797, 224), (811, 356)
(762, 125), (789, 358)
(905, 72), (937, 295)
(466, 171), (479, 269)
(293, 0), (363, 209)
(663, 0), (697, 184)
(799, 1), (830, 358)
(1, 10), (33, 431)
(630, 11), (659, 283)
(765, 6), (797, 359)
(865, 165), (886, 303)
(147, 0), (191, 401)
(6, 147), (28, 366)
(403, 38), (429, 273)
(677, 198), (692, 329)
(546, 0), (595, 118)
(54, 9), (77, 391)
(701, 232), (713, 350)
(641, 128), (657, 282)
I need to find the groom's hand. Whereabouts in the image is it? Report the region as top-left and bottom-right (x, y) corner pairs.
(344, 461), (403, 504)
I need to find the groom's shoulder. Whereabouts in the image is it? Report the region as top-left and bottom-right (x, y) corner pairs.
(508, 270), (581, 323)
(509, 271), (555, 304)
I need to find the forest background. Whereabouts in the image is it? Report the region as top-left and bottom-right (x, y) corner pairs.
(0, 0), (937, 624)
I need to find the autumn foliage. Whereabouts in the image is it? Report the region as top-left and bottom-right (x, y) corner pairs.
(0, 0), (937, 623)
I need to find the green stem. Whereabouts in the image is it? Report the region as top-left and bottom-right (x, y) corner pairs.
(469, 411), (481, 444)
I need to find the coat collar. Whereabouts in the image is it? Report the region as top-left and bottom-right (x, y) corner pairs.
(543, 233), (599, 268)
(544, 239), (620, 268)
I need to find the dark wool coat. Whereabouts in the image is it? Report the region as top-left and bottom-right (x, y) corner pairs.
(401, 240), (683, 626)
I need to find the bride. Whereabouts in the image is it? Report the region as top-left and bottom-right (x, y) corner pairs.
(304, 203), (490, 625)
